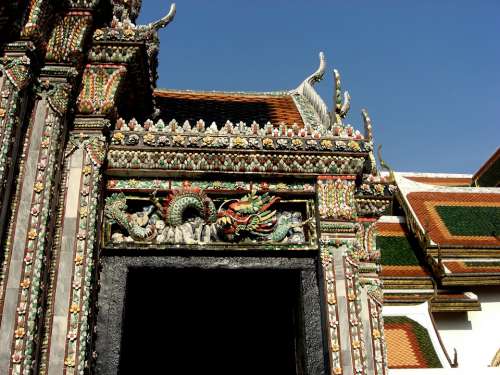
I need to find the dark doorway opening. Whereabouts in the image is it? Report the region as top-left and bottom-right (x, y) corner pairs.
(119, 268), (303, 375)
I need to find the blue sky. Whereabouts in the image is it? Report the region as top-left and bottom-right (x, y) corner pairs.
(138, 1), (499, 174)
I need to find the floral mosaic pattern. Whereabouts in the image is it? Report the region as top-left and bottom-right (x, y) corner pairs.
(110, 117), (370, 153)
(368, 297), (388, 374)
(321, 245), (343, 374)
(344, 255), (367, 374)
(107, 149), (366, 175)
(318, 177), (357, 220)
(11, 103), (65, 374)
(107, 178), (315, 194)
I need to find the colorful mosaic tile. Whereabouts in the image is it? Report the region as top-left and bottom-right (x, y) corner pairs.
(406, 192), (500, 247)
(384, 316), (442, 369)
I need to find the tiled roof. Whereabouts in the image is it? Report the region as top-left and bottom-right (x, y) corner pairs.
(444, 260), (500, 274)
(406, 192), (500, 247)
(385, 316), (443, 368)
(377, 222), (431, 278)
(473, 147), (500, 187)
(154, 90), (305, 127)
(384, 292), (480, 312)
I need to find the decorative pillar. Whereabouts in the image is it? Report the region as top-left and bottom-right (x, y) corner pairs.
(39, 122), (106, 375)
(318, 174), (389, 375)
(0, 70), (73, 374)
(38, 55), (126, 375)
(356, 220), (388, 374)
(0, 51), (33, 251)
(318, 175), (371, 375)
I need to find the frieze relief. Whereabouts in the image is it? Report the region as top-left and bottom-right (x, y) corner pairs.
(104, 188), (316, 248)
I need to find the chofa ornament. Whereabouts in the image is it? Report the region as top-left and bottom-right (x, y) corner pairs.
(104, 188), (310, 245)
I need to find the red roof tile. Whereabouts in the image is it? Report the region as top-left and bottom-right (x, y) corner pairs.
(154, 90), (304, 127)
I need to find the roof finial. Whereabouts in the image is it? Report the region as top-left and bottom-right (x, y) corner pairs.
(305, 52), (326, 86)
(146, 3), (176, 31)
(377, 145), (395, 182)
(332, 69), (350, 125)
(361, 108), (373, 142)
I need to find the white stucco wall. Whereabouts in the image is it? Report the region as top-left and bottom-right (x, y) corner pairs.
(433, 286), (500, 369)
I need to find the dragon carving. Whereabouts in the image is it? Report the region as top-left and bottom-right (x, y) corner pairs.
(105, 189), (308, 244)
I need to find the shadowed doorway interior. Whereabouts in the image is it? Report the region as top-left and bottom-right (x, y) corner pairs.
(119, 268), (303, 375)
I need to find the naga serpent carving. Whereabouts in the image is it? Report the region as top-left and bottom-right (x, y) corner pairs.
(105, 189), (309, 244)
(104, 193), (157, 241)
(150, 188), (217, 227)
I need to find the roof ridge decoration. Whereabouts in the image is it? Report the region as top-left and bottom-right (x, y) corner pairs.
(92, 3), (177, 94)
(293, 52), (377, 147)
(378, 145), (395, 181)
(154, 89), (289, 97)
(294, 52), (330, 130)
(332, 69), (351, 125)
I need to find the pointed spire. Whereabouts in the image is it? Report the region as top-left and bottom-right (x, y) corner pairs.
(361, 109), (373, 142)
(305, 52), (326, 86)
(332, 69), (351, 125)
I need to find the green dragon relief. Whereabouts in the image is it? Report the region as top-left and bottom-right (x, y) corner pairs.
(104, 188), (309, 245)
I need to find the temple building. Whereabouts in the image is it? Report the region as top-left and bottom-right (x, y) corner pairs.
(0, 1), (498, 374)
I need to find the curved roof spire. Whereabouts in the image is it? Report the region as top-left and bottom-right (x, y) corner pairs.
(146, 3), (176, 31)
(332, 69), (350, 125)
(304, 51), (326, 86)
(295, 52), (330, 129)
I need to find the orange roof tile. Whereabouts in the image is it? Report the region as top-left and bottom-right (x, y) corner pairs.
(444, 261), (500, 274)
(385, 317), (443, 368)
(406, 192), (500, 247)
(377, 222), (410, 236)
(154, 90), (304, 127)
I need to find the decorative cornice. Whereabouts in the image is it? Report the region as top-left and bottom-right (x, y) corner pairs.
(107, 148), (366, 176)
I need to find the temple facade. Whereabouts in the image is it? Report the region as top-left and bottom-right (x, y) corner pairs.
(0, 1), (498, 374)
